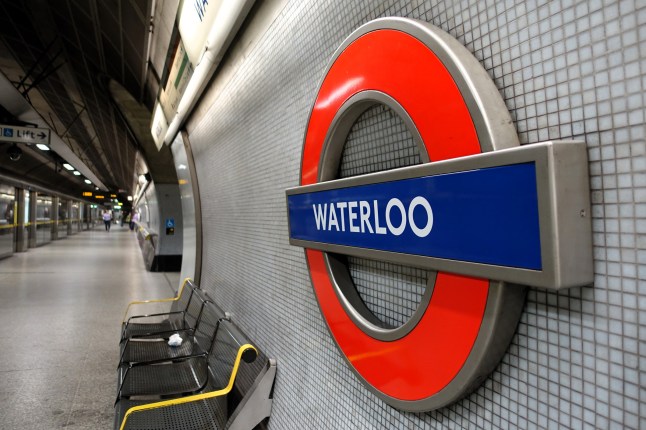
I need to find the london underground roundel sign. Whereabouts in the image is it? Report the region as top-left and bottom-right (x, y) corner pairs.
(286, 17), (592, 411)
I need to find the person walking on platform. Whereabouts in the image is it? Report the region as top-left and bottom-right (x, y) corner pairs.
(130, 210), (139, 231)
(103, 210), (111, 231)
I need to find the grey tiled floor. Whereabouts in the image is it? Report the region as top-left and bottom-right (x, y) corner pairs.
(0, 225), (180, 429)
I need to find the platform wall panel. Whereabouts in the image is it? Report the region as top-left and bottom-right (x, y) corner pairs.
(188, 1), (645, 428)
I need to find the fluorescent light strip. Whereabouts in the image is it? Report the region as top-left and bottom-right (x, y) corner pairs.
(63, 163), (74, 170)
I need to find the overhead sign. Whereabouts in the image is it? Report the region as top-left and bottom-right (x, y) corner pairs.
(177, 0), (222, 65)
(82, 192), (92, 197)
(0, 125), (50, 145)
(159, 40), (193, 121)
(150, 102), (169, 150)
(286, 18), (592, 412)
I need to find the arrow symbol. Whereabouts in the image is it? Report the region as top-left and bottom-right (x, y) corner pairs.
(37, 132), (46, 139)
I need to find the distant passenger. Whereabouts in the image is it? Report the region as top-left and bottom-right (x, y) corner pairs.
(130, 211), (139, 231)
(124, 213), (131, 228)
(103, 210), (111, 231)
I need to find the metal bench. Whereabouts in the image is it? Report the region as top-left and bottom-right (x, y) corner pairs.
(114, 317), (277, 430)
(117, 298), (225, 400)
(120, 278), (200, 342)
(118, 288), (219, 366)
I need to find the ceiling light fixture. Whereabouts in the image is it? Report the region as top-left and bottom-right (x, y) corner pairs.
(36, 144), (50, 151)
(73, 171), (81, 176)
(63, 163), (74, 170)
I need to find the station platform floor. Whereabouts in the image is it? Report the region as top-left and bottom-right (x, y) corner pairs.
(0, 224), (180, 429)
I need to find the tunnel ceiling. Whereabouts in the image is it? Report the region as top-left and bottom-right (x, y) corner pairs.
(0, 0), (167, 197)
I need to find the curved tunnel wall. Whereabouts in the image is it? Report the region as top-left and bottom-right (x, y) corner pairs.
(184, 1), (644, 428)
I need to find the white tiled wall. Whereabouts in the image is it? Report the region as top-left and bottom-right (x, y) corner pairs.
(187, 1), (645, 428)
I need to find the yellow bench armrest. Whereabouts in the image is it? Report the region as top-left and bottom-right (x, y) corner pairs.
(121, 277), (193, 323)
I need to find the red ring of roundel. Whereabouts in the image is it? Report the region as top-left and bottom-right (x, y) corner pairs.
(301, 28), (489, 401)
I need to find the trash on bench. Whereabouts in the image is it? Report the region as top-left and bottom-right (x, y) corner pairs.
(168, 333), (183, 347)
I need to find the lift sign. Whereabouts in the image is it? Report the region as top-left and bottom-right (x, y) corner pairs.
(288, 163), (541, 270)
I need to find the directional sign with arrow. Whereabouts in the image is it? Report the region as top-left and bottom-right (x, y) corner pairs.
(0, 124), (50, 145)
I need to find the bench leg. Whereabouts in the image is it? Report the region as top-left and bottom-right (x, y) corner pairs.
(227, 359), (277, 430)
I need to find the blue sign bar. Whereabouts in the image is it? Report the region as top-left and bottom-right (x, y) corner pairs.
(288, 163), (542, 270)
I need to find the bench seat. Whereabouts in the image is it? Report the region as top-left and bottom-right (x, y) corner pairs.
(120, 279), (200, 342)
(115, 396), (229, 430)
(120, 333), (196, 363)
(118, 357), (209, 398)
(119, 289), (219, 366)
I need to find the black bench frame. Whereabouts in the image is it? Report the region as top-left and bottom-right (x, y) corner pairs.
(116, 297), (225, 401)
(120, 278), (199, 342)
(118, 288), (216, 366)
(115, 283), (277, 430)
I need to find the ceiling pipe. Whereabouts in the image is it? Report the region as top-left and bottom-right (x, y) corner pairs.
(163, 0), (255, 145)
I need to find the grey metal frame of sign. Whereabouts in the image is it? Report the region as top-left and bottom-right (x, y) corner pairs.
(288, 140), (593, 290)
(292, 17), (592, 411)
